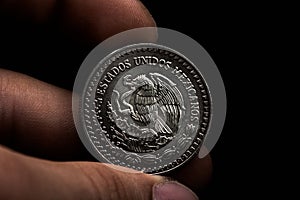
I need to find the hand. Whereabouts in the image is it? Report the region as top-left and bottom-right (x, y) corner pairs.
(0, 1), (212, 199)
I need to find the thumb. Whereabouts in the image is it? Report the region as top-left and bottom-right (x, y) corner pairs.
(0, 146), (198, 200)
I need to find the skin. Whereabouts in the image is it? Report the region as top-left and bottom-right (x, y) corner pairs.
(0, 0), (212, 199)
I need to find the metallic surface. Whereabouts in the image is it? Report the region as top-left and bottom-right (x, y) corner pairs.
(80, 43), (211, 174)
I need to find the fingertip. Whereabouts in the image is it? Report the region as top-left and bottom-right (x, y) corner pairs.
(60, 0), (156, 43)
(1, 0), (156, 43)
(168, 154), (213, 191)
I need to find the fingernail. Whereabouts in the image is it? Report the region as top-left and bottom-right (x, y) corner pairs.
(153, 181), (198, 200)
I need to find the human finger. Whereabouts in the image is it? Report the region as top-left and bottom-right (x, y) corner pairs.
(0, 0), (156, 43)
(0, 68), (88, 160)
(0, 145), (198, 200)
(168, 154), (212, 191)
(0, 68), (212, 190)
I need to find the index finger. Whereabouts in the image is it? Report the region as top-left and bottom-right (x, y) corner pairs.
(0, 0), (156, 42)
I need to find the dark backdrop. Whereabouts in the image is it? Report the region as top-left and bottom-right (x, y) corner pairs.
(0, 1), (240, 199)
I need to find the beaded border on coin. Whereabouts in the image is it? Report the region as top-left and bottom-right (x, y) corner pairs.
(81, 43), (211, 174)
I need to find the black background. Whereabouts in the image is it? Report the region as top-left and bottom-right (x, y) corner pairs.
(142, 2), (292, 198)
(0, 1), (244, 199)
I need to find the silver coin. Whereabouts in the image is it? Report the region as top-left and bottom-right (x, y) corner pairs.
(81, 43), (211, 174)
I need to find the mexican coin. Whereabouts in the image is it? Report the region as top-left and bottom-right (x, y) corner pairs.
(80, 43), (211, 174)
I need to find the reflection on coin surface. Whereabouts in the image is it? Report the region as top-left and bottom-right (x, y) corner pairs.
(81, 43), (211, 174)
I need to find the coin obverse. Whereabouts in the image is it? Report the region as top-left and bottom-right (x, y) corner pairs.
(80, 43), (211, 174)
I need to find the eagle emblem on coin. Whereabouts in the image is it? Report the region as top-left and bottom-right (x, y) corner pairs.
(81, 44), (211, 173)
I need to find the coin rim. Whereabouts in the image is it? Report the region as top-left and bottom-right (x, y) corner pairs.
(83, 43), (211, 174)
(72, 27), (226, 174)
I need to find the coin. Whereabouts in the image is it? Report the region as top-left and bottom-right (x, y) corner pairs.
(80, 43), (211, 174)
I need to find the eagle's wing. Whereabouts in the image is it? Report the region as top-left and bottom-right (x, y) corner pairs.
(148, 73), (182, 134)
(154, 115), (172, 134)
(150, 73), (185, 111)
(155, 84), (181, 134)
